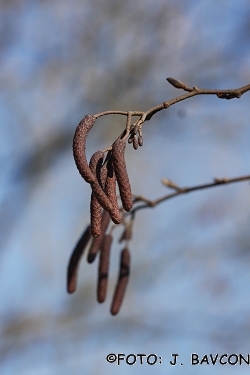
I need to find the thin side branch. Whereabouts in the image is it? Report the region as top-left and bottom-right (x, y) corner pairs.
(94, 110), (144, 118)
(132, 175), (250, 213)
(93, 80), (250, 128)
(140, 81), (250, 123)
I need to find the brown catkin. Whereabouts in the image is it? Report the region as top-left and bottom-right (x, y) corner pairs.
(128, 136), (133, 144)
(73, 115), (96, 183)
(132, 136), (138, 150)
(130, 124), (139, 137)
(138, 135), (143, 147)
(89, 151), (104, 237)
(89, 151), (104, 177)
(87, 210), (110, 263)
(90, 180), (113, 213)
(112, 139), (133, 212)
(73, 117), (113, 213)
(67, 225), (91, 294)
(110, 247), (130, 315)
(97, 234), (112, 303)
(90, 193), (102, 238)
(89, 151), (113, 214)
(105, 155), (122, 224)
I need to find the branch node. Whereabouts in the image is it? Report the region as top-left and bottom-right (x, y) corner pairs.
(163, 101), (170, 109)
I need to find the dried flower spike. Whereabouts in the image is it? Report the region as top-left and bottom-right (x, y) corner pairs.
(87, 210), (110, 263)
(110, 247), (130, 315)
(89, 151), (105, 238)
(105, 155), (122, 224)
(73, 115), (96, 184)
(73, 117), (113, 213)
(97, 234), (112, 303)
(112, 139), (133, 212)
(138, 135), (143, 147)
(90, 193), (102, 238)
(67, 225), (91, 294)
(89, 151), (113, 214)
(132, 136), (138, 150)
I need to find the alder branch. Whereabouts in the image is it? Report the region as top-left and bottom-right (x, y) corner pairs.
(69, 77), (250, 316)
(94, 79), (250, 129)
(132, 175), (250, 213)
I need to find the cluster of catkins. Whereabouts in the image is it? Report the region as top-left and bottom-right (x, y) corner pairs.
(67, 115), (141, 315)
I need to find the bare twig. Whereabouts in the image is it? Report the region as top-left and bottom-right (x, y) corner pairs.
(139, 81), (250, 123)
(96, 80), (250, 155)
(132, 175), (250, 213)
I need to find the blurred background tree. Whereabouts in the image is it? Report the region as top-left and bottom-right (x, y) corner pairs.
(1, 1), (250, 374)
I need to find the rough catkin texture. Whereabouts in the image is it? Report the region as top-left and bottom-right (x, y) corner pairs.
(89, 151), (104, 183)
(87, 210), (110, 263)
(73, 117), (113, 213)
(110, 247), (130, 315)
(90, 193), (102, 238)
(91, 180), (113, 212)
(105, 156), (122, 224)
(100, 162), (108, 189)
(130, 124), (139, 137)
(73, 115), (96, 183)
(112, 139), (133, 212)
(97, 234), (112, 303)
(138, 135), (143, 147)
(132, 136), (138, 150)
(89, 151), (104, 238)
(67, 225), (91, 294)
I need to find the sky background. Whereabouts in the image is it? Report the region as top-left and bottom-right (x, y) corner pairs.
(1, 0), (250, 374)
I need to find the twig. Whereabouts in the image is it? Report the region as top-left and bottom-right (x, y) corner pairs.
(139, 81), (250, 123)
(93, 80), (250, 127)
(132, 175), (250, 213)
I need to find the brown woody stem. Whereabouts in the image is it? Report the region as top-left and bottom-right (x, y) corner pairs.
(132, 175), (250, 213)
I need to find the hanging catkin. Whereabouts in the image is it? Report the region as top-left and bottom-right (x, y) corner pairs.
(89, 151), (104, 238)
(73, 115), (96, 183)
(87, 210), (110, 263)
(110, 247), (130, 315)
(105, 155), (122, 224)
(112, 139), (133, 212)
(97, 234), (112, 303)
(67, 225), (91, 294)
(73, 116), (113, 213)
(132, 136), (138, 150)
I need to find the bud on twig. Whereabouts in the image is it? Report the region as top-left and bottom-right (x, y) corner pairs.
(166, 77), (187, 90)
(162, 178), (181, 190)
